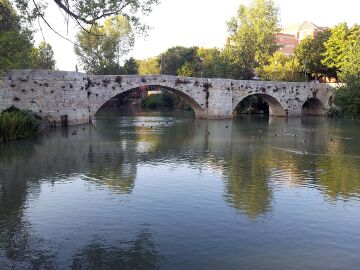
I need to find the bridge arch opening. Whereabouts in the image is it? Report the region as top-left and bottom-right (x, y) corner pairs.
(93, 85), (206, 118)
(302, 98), (325, 116)
(234, 94), (286, 117)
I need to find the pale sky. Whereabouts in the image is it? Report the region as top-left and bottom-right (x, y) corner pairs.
(34, 0), (360, 71)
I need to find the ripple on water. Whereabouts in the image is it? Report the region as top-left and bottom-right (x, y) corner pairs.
(1, 114), (360, 269)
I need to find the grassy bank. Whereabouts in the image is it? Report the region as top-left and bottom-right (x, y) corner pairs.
(0, 107), (39, 143)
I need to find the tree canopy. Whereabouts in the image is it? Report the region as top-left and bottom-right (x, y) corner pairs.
(227, 0), (280, 78)
(295, 29), (336, 79)
(74, 15), (134, 74)
(11, 0), (159, 34)
(256, 52), (305, 82)
(0, 0), (57, 73)
(122, 57), (138, 75)
(137, 57), (160, 75)
(322, 23), (349, 72)
(0, 0), (34, 73)
(158, 46), (197, 76)
(31, 41), (56, 69)
(328, 24), (360, 118)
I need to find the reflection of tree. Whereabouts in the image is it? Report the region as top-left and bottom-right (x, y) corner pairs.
(86, 160), (137, 194)
(316, 140), (360, 200)
(0, 136), (38, 163)
(0, 220), (56, 269)
(71, 229), (164, 270)
(0, 177), (56, 269)
(223, 141), (273, 218)
(226, 158), (272, 218)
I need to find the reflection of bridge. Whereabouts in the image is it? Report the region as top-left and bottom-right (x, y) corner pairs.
(0, 70), (338, 126)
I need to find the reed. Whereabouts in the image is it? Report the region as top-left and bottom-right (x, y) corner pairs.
(0, 107), (39, 143)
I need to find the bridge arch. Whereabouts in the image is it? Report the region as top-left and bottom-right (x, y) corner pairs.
(233, 93), (286, 117)
(88, 78), (207, 119)
(302, 98), (326, 116)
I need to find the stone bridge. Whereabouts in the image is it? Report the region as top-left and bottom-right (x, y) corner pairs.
(0, 70), (338, 126)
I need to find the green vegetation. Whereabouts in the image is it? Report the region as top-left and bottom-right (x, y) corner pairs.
(137, 57), (161, 75)
(155, 0), (280, 80)
(327, 24), (360, 118)
(295, 29), (336, 79)
(322, 23), (350, 73)
(0, 0), (33, 74)
(122, 57), (139, 75)
(0, 0), (56, 74)
(31, 41), (56, 70)
(141, 94), (174, 110)
(256, 52), (305, 82)
(0, 107), (39, 143)
(2, 0), (360, 118)
(75, 16), (135, 75)
(9, 0), (158, 34)
(158, 46), (198, 76)
(226, 0), (280, 78)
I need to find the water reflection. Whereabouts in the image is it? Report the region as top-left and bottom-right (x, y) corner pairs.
(0, 111), (360, 268)
(71, 228), (164, 270)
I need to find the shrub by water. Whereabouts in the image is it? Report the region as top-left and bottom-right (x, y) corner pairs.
(0, 107), (39, 143)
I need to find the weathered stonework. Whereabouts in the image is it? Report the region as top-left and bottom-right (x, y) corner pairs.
(0, 70), (338, 126)
(0, 76), (13, 112)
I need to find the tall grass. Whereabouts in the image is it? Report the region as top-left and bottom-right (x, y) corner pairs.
(0, 107), (39, 143)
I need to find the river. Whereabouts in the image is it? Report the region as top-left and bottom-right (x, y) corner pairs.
(0, 109), (359, 269)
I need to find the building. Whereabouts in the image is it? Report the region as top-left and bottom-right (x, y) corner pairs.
(276, 21), (327, 56)
(276, 33), (299, 56)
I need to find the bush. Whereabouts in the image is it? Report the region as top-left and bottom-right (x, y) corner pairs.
(141, 94), (174, 109)
(331, 84), (360, 119)
(329, 25), (360, 119)
(0, 107), (39, 143)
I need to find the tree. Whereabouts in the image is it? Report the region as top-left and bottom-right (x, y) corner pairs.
(0, 0), (34, 74)
(322, 23), (349, 73)
(177, 62), (197, 77)
(137, 57), (160, 75)
(158, 46), (197, 75)
(196, 48), (229, 78)
(222, 45), (254, 80)
(339, 25), (360, 83)
(74, 15), (135, 75)
(256, 52), (305, 82)
(31, 41), (56, 69)
(122, 57), (138, 75)
(295, 29), (336, 79)
(330, 25), (360, 119)
(11, 0), (159, 34)
(227, 0), (280, 78)
(176, 47), (231, 78)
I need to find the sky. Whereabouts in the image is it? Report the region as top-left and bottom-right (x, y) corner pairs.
(34, 0), (360, 71)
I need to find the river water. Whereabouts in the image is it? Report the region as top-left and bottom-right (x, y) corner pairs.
(0, 109), (359, 269)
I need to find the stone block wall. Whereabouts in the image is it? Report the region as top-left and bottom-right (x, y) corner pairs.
(6, 70), (89, 126)
(0, 70), (338, 126)
(0, 76), (13, 112)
